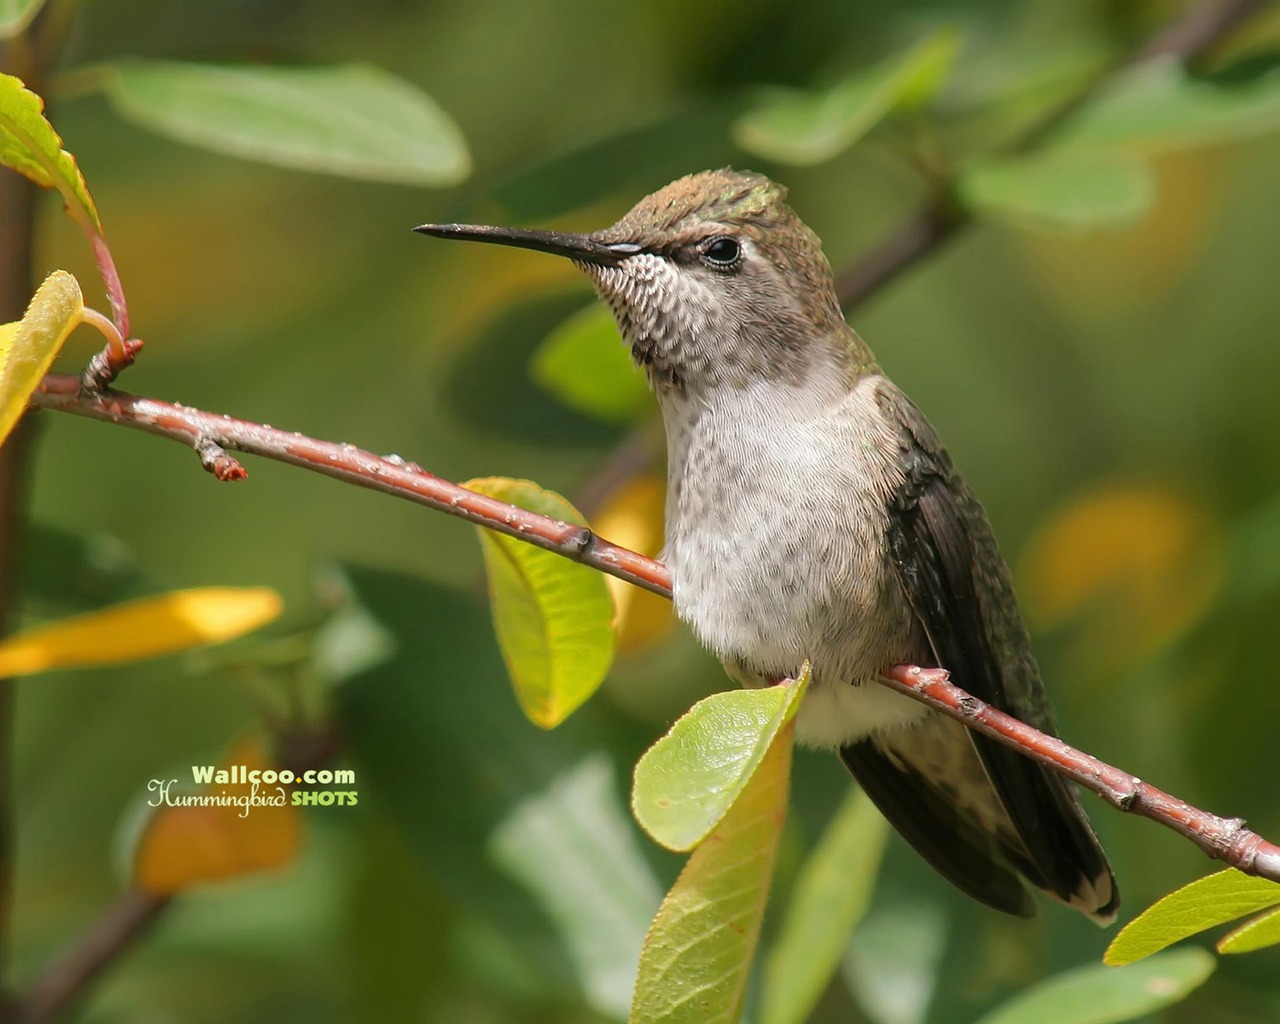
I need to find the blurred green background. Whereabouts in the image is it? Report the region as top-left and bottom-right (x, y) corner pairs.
(7, 0), (1280, 1021)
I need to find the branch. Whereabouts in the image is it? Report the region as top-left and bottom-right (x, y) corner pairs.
(17, 892), (170, 1024)
(832, 0), (1267, 306)
(31, 375), (671, 597)
(28, 373), (1280, 886)
(1, 21), (51, 1000)
(880, 667), (1280, 882)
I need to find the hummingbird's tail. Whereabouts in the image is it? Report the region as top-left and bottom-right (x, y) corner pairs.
(840, 713), (1118, 923)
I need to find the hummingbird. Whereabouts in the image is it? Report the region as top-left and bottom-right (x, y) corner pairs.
(416, 169), (1118, 921)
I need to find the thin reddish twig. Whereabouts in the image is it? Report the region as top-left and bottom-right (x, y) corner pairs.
(32, 374), (672, 596)
(29, 371), (1280, 886)
(880, 666), (1280, 884)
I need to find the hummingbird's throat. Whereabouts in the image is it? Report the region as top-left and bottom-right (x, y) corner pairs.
(580, 253), (723, 394)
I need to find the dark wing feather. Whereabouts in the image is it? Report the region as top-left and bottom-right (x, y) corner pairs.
(874, 382), (1118, 921)
(839, 739), (1036, 917)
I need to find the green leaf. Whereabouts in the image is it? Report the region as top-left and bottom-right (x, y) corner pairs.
(733, 31), (960, 166)
(463, 477), (615, 728)
(531, 304), (651, 423)
(0, 0), (44, 38)
(632, 665), (810, 852)
(1218, 903), (1280, 955)
(842, 903), (948, 1024)
(976, 948), (1215, 1024)
(100, 60), (470, 186)
(490, 753), (663, 1019)
(1105, 868), (1280, 966)
(1055, 61), (1280, 154)
(630, 699), (798, 1024)
(761, 788), (889, 1024)
(958, 151), (1155, 230)
(0, 270), (83, 446)
(0, 73), (102, 231)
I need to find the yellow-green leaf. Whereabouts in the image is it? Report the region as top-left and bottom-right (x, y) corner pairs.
(0, 0), (44, 38)
(0, 72), (102, 232)
(0, 587), (283, 676)
(761, 788), (889, 1024)
(0, 269), (83, 446)
(630, 706), (797, 1024)
(1217, 903), (1280, 955)
(463, 477), (615, 728)
(531, 304), (652, 423)
(733, 31), (960, 166)
(1104, 869), (1280, 966)
(977, 948), (1215, 1024)
(632, 664), (810, 852)
(133, 735), (301, 894)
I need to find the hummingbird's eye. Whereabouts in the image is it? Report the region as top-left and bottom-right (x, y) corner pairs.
(700, 236), (742, 269)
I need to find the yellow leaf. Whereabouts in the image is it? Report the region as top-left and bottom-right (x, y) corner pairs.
(591, 474), (675, 654)
(1020, 483), (1220, 659)
(0, 270), (83, 446)
(134, 736), (302, 894)
(0, 586), (283, 676)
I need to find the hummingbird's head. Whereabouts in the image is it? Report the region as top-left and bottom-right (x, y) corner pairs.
(416, 169), (872, 399)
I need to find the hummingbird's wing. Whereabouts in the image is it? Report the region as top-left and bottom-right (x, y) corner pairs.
(840, 719), (1037, 916)
(847, 382), (1118, 921)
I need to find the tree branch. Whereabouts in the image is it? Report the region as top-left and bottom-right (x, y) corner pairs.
(833, 0), (1267, 307)
(880, 667), (1280, 881)
(1, 23), (48, 1007)
(27, 373), (1280, 886)
(31, 375), (671, 597)
(17, 891), (170, 1024)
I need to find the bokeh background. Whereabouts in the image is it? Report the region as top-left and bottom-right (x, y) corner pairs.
(8, 0), (1280, 1021)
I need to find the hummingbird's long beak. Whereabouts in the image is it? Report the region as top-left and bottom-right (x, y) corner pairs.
(413, 223), (640, 266)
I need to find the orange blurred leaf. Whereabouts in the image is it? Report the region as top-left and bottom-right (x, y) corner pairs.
(1020, 483), (1220, 657)
(134, 737), (301, 894)
(0, 586), (283, 676)
(592, 474), (675, 654)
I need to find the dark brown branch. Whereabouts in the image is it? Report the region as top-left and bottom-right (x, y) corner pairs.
(17, 891), (170, 1024)
(573, 420), (664, 518)
(28, 374), (1280, 887)
(880, 666), (1280, 882)
(0, 26), (46, 1003)
(834, 202), (964, 309)
(832, 0), (1265, 306)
